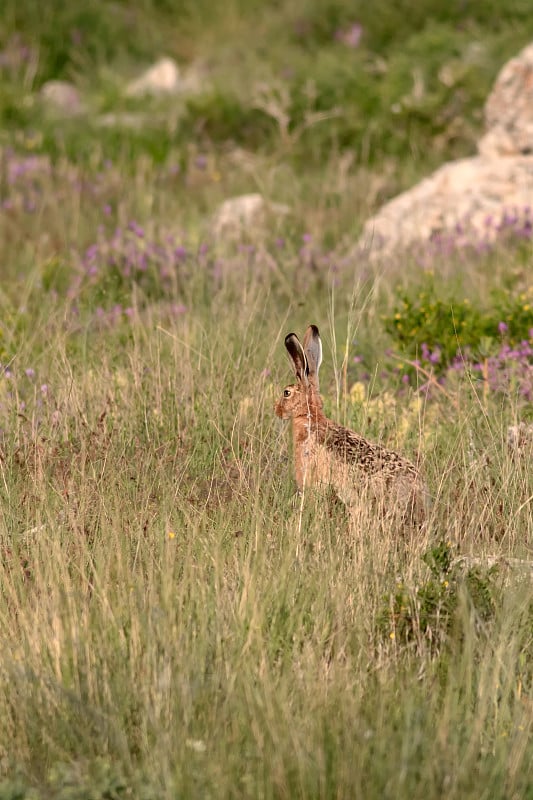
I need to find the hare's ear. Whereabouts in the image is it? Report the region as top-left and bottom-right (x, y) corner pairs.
(284, 333), (308, 383)
(302, 324), (322, 389)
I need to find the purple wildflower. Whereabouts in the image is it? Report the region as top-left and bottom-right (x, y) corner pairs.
(335, 22), (362, 48)
(429, 347), (441, 365)
(128, 221), (144, 238)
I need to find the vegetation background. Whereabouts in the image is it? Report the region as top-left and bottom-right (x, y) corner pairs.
(0, 1), (532, 797)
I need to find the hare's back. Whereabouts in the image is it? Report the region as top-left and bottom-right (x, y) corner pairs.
(324, 423), (417, 477)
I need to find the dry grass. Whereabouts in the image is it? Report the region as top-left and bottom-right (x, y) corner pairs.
(0, 7), (531, 787)
(0, 270), (531, 797)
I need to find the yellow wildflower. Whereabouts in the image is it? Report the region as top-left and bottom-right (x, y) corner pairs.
(350, 382), (366, 404)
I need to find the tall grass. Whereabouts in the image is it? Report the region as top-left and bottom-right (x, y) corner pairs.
(0, 235), (531, 797)
(0, 2), (532, 796)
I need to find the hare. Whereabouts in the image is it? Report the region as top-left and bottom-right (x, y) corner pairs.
(275, 324), (429, 526)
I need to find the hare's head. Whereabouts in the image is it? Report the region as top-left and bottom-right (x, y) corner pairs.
(275, 324), (323, 420)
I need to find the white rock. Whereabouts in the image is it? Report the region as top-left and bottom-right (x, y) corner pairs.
(478, 42), (533, 157)
(359, 155), (533, 260)
(126, 57), (181, 97)
(358, 42), (533, 261)
(211, 193), (290, 238)
(96, 112), (150, 128)
(40, 80), (84, 115)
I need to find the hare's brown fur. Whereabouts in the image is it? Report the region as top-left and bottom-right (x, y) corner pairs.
(276, 325), (428, 525)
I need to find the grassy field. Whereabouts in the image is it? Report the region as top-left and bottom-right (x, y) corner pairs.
(0, 2), (532, 798)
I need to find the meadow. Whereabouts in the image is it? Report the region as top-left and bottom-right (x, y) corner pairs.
(0, 1), (532, 798)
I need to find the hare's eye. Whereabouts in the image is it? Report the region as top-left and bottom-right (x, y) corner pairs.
(283, 389), (291, 398)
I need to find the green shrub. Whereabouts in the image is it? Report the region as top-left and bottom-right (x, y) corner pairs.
(183, 92), (276, 149)
(378, 541), (499, 653)
(383, 279), (533, 370)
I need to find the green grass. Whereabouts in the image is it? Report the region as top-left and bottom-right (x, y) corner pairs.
(0, 215), (531, 797)
(2, 0), (533, 183)
(0, 1), (532, 798)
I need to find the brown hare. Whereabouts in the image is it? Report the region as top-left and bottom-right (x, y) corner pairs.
(275, 324), (429, 526)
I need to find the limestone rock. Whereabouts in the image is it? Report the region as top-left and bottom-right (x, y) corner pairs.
(359, 155), (533, 260)
(358, 42), (533, 260)
(126, 57), (181, 97)
(211, 194), (290, 238)
(479, 42), (533, 157)
(40, 80), (84, 115)
(96, 112), (153, 128)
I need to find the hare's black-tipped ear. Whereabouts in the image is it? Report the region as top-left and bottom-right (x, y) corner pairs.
(302, 324), (322, 388)
(284, 333), (308, 383)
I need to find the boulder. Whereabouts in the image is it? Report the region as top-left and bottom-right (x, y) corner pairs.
(211, 194), (290, 239)
(478, 42), (533, 157)
(40, 80), (84, 115)
(359, 41), (533, 261)
(360, 155), (533, 259)
(126, 57), (181, 97)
